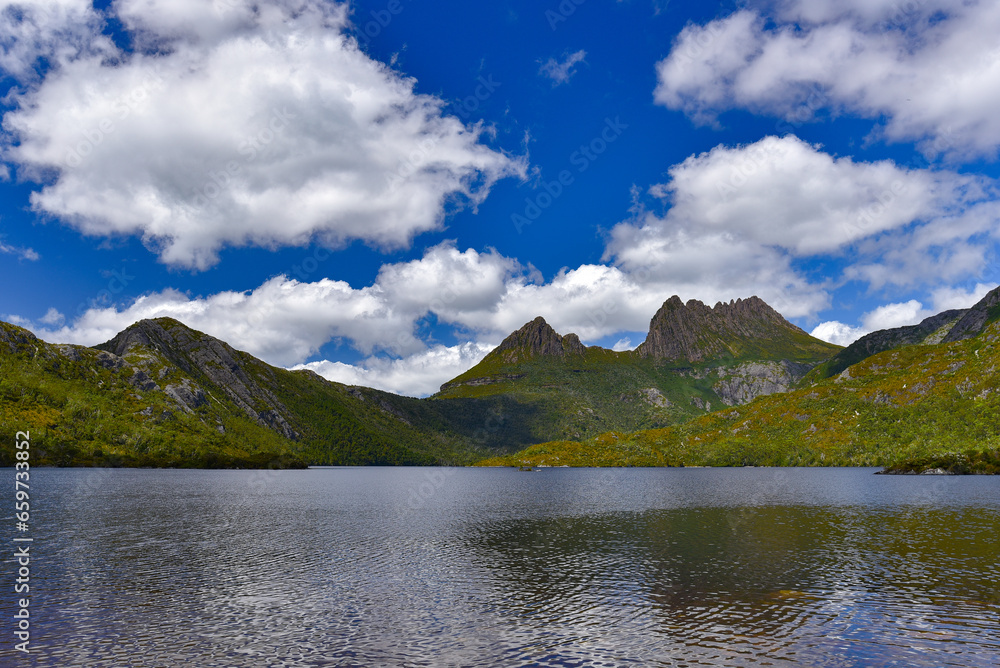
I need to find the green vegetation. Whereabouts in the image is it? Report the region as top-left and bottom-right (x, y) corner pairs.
(436, 312), (840, 444)
(881, 449), (1000, 475)
(478, 322), (1000, 470)
(4, 288), (997, 471)
(0, 319), (532, 468)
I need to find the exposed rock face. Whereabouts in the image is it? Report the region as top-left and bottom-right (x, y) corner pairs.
(0, 322), (39, 355)
(943, 285), (1000, 343)
(639, 387), (671, 408)
(439, 317), (587, 392)
(164, 379), (208, 413)
(492, 317), (587, 363)
(636, 296), (818, 363)
(97, 318), (299, 440)
(712, 361), (811, 406)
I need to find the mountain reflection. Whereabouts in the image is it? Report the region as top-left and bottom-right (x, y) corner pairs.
(465, 506), (1000, 665)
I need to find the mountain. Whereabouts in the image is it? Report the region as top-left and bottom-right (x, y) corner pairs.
(810, 285), (1000, 381)
(0, 318), (538, 467)
(437, 296), (840, 441)
(480, 304), (1000, 472)
(1, 294), (840, 467)
(637, 296), (836, 363)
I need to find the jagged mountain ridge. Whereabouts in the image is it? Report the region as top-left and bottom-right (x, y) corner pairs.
(0, 293), (843, 466)
(480, 315), (1000, 470)
(637, 296), (836, 363)
(436, 295), (841, 440)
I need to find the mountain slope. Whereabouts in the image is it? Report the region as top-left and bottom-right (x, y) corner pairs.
(0, 318), (534, 467)
(637, 296), (837, 363)
(0, 293), (843, 468)
(478, 319), (1000, 470)
(436, 297), (840, 441)
(810, 285), (1000, 381)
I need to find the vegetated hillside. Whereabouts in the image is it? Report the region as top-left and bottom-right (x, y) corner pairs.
(0, 293), (843, 468)
(808, 285), (1000, 381)
(477, 320), (1000, 471)
(436, 298), (841, 441)
(0, 318), (533, 467)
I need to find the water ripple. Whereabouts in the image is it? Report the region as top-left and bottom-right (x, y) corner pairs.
(2, 467), (998, 666)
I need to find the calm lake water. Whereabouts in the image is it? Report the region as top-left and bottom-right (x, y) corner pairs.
(3, 467), (999, 667)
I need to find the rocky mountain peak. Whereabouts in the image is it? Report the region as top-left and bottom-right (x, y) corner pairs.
(492, 316), (586, 363)
(96, 318), (298, 440)
(636, 294), (820, 364)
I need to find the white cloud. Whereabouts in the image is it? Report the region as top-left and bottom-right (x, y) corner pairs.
(0, 0), (111, 80)
(654, 2), (1000, 159)
(611, 337), (634, 352)
(930, 283), (995, 312)
(861, 300), (931, 331)
(604, 135), (1000, 317)
(812, 297), (951, 346)
(604, 135), (996, 318)
(539, 50), (587, 86)
(1, 0), (525, 269)
(810, 321), (865, 347)
(0, 241), (39, 261)
(38, 307), (64, 326)
(293, 342), (495, 397)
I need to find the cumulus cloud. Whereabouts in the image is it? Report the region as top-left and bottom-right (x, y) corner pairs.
(38, 307), (64, 326)
(930, 283), (995, 312)
(0, 0), (111, 80)
(611, 337), (634, 352)
(809, 321), (865, 347)
(539, 49), (587, 86)
(292, 342), (495, 397)
(810, 287), (996, 346)
(1, 0), (525, 269)
(605, 135), (997, 316)
(654, 1), (1000, 159)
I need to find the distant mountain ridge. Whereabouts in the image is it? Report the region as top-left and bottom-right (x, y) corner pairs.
(811, 285), (1000, 380)
(437, 294), (841, 441)
(13, 289), (995, 470)
(480, 299), (1000, 471)
(0, 317), (544, 467)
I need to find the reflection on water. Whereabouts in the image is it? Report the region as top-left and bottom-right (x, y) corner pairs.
(2, 467), (998, 666)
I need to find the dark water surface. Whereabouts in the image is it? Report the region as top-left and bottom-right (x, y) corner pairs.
(3, 467), (999, 666)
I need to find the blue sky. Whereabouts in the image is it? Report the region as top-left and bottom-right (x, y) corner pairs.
(2, 0), (999, 396)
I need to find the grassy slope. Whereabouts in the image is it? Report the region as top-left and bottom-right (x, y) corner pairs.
(0, 326), (305, 468)
(437, 335), (840, 444)
(438, 348), (729, 441)
(477, 322), (1000, 471)
(0, 321), (531, 467)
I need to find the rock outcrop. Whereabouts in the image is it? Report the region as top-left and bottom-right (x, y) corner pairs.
(97, 318), (299, 440)
(636, 296), (835, 363)
(943, 285), (1000, 343)
(712, 361), (812, 406)
(491, 317), (587, 363)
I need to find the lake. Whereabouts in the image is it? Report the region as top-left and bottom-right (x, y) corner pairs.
(4, 467), (999, 666)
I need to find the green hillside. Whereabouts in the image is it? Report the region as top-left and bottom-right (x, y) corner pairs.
(436, 301), (841, 442)
(477, 320), (1000, 471)
(0, 318), (532, 467)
